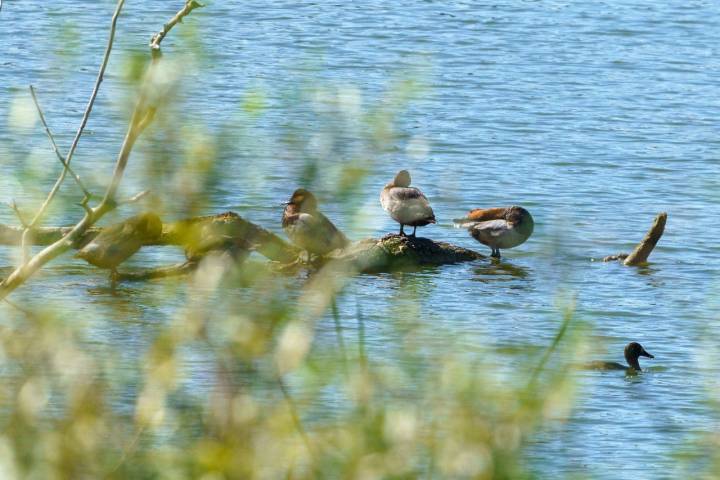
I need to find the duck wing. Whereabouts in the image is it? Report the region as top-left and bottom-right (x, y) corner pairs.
(381, 187), (436, 225)
(470, 219), (510, 240)
(284, 212), (348, 255)
(453, 207), (507, 228)
(581, 361), (627, 371)
(76, 223), (143, 269)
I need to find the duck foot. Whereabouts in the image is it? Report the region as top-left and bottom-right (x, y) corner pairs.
(109, 268), (120, 288)
(490, 249), (501, 259)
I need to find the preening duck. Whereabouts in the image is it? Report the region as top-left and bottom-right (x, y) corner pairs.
(454, 206), (533, 258)
(584, 342), (654, 372)
(380, 170), (436, 237)
(76, 212), (163, 278)
(282, 188), (349, 259)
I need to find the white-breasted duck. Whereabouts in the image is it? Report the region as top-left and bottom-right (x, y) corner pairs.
(454, 206), (533, 258)
(380, 170), (436, 237)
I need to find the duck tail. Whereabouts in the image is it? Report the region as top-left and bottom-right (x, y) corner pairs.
(452, 218), (479, 229)
(453, 207), (507, 228)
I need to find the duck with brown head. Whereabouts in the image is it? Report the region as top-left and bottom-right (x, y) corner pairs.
(282, 188), (349, 260)
(453, 205), (534, 258)
(380, 170), (436, 237)
(584, 342), (655, 372)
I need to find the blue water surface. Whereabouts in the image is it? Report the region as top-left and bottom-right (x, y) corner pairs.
(1, 1), (719, 478)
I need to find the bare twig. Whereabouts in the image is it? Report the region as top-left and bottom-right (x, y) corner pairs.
(121, 189), (151, 205)
(28, 85), (92, 199)
(7, 201), (29, 229)
(149, 0), (205, 57)
(26, 0), (125, 231)
(2, 298), (37, 318)
(103, 0), (203, 204)
(7, 200), (30, 263)
(0, 1), (203, 301)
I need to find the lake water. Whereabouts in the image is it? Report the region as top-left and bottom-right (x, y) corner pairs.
(2, 1), (720, 478)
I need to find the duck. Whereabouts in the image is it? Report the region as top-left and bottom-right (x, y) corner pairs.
(282, 188), (349, 259)
(76, 212), (163, 279)
(453, 206), (533, 258)
(584, 342), (654, 372)
(380, 170), (436, 237)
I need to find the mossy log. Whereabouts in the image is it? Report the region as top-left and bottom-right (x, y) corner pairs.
(0, 211), (299, 264)
(118, 234), (486, 280)
(1, 213), (486, 279)
(328, 234), (485, 273)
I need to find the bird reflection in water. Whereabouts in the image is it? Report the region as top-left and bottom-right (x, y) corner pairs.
(472, 260), (529, 283)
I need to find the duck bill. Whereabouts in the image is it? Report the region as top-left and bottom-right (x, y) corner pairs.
(641, 349), (654, 359)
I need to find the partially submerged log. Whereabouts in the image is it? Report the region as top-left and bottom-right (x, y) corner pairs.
(328, 234), (485, 273)
(1, 212), (486, 280)
(76, 212), (162, 271)
(0, 211), (299, 263)
(119, 234), (486, 279)
(157, 211), (298, 263)
(602, 212), (667, 265)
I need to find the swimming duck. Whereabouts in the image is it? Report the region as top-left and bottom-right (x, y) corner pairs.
(453, 206), (533, 258)
(380, 170), (436, 237)
(282, 188), (349, 259)
(76, 212), (163, 279)
(585, 342), (654, 372)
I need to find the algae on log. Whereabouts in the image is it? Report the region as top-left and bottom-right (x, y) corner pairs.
(0, 211), (299, 264)
(156, 211), (299, 263)
(1, 214), (485, 279)
(328, 234), (485, 273)
(120, 234), (486, 280)
(0, 224), (101, 247)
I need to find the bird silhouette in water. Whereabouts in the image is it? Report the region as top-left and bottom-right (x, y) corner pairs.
(583, 342), (654, 372)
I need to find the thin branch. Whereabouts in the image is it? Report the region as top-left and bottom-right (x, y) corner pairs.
(2, 298), (37, 318)
(103, 0), (204, 204)
(149, 0), (204, 57)
(28, 85), (92, 199)
(7, 200), (30, 263)
(121, 189), (151, 205)
(0, 0), (202, 301)
(7, 201), (29, 229)
(26, 0), (125, 230)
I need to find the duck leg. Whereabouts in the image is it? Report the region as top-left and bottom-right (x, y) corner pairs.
(399, 224), (405, 236)
(491, 248), (501, 259)
(411, 226), (417, 237)
(109, 268), (119, 288)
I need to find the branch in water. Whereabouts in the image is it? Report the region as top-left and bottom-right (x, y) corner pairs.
(601, 212), (667, 265)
